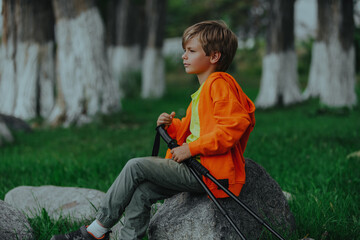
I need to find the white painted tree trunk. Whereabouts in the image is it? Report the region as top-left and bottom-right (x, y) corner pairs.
(304, 0), (357, 108)
(303, 42), (327, 99)
(49, 7), (120, 126)
(0, 42), (54, 119)
(0, 43), (17, 115)
(0, 0), (55, 120)
(306, 42), (357, 107)
(106, 0), (143, 97)
(14, 42), (55, 119)
(38, 43), (56, 117)
(256, 51), (302, 108)
(320, 40), (356, 107)
(255, 0), (302, 108)
(12, 43), (39, 119)
(0, 0), (2, 38)
(107, 45), (141, 96)
(141, 47), (165, 98)
(141, 0), (166, 99)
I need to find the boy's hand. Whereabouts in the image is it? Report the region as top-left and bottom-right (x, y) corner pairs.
(170, 143), (192, 163)
(157, 111), (175, 129)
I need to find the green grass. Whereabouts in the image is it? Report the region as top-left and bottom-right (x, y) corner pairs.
(1, 47), (360, 239)
(27, 209), (88, 240)
(247, 102), (360, 239)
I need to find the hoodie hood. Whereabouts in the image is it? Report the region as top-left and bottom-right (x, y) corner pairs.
(211, 72), (256, 127)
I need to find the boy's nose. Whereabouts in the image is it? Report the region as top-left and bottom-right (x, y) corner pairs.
(182, 52), (187, 59)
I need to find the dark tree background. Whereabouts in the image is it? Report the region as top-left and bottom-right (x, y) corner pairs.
(0, 0), (358, 127)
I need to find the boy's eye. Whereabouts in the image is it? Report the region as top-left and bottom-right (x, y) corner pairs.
(183, 48), (195, 53)
(185, 49), (195, 53)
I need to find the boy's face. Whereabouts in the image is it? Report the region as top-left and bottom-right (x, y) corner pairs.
(182, 36), (213, 77)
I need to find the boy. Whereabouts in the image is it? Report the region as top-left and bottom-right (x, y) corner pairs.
(51, 20), (255, 240)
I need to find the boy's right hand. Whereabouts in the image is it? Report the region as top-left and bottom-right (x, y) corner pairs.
(157, 111), (175, 129)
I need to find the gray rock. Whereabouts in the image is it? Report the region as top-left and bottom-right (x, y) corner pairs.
(4, 185), (105, 221)
(0, 120), (14, 145)
(4, 186), (133, 238)
(0, 114), (32, 132)
(148, 158), (296, 240)
(0, 200), (34, 240)
(0, 114), (31, 146)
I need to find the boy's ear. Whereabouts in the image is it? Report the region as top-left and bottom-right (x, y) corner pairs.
(210, 51), (221, 64)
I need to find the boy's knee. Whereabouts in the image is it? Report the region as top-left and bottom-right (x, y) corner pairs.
(124, 157), (150, 171)
(125, 157), (142, 168)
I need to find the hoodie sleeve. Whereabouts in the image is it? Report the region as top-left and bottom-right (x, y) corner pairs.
(166, 118), (182, 139)
(166, 103), (192, 139)
(188, 78), (254, 156)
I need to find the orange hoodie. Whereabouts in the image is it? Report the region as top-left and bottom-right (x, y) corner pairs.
(166, 72), (255, 198)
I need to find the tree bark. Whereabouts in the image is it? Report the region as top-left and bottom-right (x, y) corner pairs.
(255, 0), (302, 108)
(50, 0), (120, 126)
(0, 0), (55, 119)
(304, 0), (357, 107)
(0, 0), (3, 39)
(141, 0), (167, 99)
(106, 0), (144, 98)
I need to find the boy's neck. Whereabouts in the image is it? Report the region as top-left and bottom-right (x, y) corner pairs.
(197, 70), (216, 85)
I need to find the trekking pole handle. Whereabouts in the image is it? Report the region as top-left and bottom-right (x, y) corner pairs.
(156, 125), (209, 176)
(156, 125), (178, 149)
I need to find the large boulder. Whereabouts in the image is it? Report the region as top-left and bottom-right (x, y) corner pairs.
(0, 200), (34, 240)
(5, 185), (105, 221)
(148, 158), (296, 240)
(4, 185), (131, 238)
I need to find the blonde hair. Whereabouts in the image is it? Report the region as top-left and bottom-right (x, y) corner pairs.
(182, 20), (238, 72)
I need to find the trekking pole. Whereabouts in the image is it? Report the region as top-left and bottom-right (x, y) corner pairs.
(156, 125), (286, 240)
(155, 125), (246, 240)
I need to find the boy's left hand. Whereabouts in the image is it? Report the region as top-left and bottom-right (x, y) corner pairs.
(170, 143), (192, 163)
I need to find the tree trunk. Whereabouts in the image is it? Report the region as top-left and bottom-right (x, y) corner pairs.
(0, 0), (55, 119)
(255, 0), (302, 108)
(304, 0), (357, 107)
(0, 0), (3, 38)
(50, 0), (120, 126)
(141, 0), (167, 99)
(106, 0), (144, 98)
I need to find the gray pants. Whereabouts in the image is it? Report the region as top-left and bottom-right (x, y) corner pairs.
(96, 157), (204, 240)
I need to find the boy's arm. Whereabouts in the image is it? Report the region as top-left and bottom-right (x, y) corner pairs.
(166, 118), (182, 139)
(157, 111), (182, 139)
(188, 79), (254, 156)
(166, 103), (192, 139)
